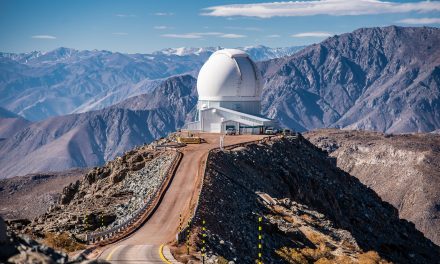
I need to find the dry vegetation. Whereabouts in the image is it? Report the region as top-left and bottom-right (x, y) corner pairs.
(43, 232), (86, 253)
(276, 246), (391, 264)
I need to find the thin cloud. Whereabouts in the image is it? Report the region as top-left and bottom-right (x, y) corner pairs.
(115, 14), (136, 18)
(202, 0), (440, 18)
(31, 35), (56, 39)
(155, 12), (174, 16)
(161, 34), (202, 39)
(195, 32), (224, 36)
(292, 32), (333, 38)
(161, 32), (243, 39)
(112, 32), (128, 36)
(398, 17), (440, 24)
(266, 34), (281, 38)
(220, 33), (246, 38)
(154, 26), (173, 30)
(225, 26), (262, 31)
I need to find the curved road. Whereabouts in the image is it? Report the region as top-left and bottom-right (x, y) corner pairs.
(98, 133), (265, 263)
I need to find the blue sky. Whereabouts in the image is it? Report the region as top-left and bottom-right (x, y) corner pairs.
(0, 0), (439, 53)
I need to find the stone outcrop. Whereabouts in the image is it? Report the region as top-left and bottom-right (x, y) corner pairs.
(1, 215), (68, 264)
(1, 216), (111, 264)
(60, 181), (80, 205)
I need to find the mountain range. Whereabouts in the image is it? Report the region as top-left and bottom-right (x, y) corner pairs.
(0, 75), (196, 178)
(0, 45), (302, 121)
(0, 26), (439, 178)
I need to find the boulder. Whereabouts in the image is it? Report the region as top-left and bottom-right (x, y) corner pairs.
(60, 180), (80, 205)
(8, 251), (56, 264)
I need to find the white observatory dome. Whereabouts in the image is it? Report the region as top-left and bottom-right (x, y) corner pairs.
(197, 49), (262, 101)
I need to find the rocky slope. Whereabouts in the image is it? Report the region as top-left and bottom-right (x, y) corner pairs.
(0, 75), (196, 179)
(0, 45), (301, 120)
(19, 140), (176, 246)
(178, 136), (439, 263)
(0, 117), (31, 140)
(305, 129), (440, 246)
(260, 26), (440, 133)
(0, 169), (86, 220)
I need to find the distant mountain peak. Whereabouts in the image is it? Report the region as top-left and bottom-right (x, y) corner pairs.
(261, 26), (440, 133)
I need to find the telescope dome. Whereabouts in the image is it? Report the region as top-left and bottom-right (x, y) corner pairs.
(197, 49), (262, 102)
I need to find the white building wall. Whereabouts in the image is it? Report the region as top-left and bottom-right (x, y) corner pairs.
(198, 100), (261, 116)
(200, 108), (224, 132)
(197, 107), (272, 133)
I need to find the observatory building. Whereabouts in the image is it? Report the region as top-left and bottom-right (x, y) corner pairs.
(183, 49), (274, 134)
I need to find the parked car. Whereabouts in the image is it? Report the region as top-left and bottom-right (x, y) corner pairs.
(265, 127), (275, 134)
(282, 129), (291, 135)
(226, 128), (237, 135)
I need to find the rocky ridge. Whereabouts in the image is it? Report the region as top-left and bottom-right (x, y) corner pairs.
(304, 129), (440, 246)
(177, 135), (439, 263)
(11, 138), (178, 250)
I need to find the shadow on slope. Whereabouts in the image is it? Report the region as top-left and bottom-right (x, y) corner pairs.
(195, 136), (439, 263)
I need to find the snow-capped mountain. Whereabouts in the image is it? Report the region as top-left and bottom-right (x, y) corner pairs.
(0, 45), (302, 121)
(153, 45), (304, 60)
(241, 45), (304, 61)
(153, 47), (221, 56)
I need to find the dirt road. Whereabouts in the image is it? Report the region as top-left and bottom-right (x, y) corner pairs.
(99, 134), (265, 263)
